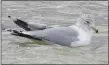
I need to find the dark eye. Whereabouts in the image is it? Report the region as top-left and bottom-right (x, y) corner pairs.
(86, 21), (90, 24)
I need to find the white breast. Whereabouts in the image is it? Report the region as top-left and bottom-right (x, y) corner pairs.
(69, 25), (92, 47)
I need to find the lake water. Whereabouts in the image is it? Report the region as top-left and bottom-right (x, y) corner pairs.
(2, 1), (108, 64)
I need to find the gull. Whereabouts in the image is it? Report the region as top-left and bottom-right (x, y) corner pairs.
(6, 14), (98, 47)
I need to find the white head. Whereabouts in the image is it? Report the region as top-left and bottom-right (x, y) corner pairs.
(76, 14), (98, 33)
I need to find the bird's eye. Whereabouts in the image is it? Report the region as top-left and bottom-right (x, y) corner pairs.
(86, 21), (90, 24)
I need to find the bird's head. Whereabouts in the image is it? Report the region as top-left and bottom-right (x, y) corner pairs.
(76, 14), (99, 33)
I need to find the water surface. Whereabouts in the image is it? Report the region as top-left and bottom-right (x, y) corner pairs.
(2, 1), (108, 64)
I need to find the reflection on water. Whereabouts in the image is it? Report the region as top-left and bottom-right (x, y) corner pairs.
(2, 1), (108, 64)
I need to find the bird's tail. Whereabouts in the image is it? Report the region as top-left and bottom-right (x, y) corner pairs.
(6, 29), (42, 41)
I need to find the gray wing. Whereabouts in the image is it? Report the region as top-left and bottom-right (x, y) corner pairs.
(23, 27), (79, 46)
(43, 27), (79, 46)
(27, 22), (61, 31)
(27, 22), (47, 30)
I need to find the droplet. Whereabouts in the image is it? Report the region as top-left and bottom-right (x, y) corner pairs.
(105, 17), (108, 20)
(57, 6), (62, 8)
(2, 21), (4, 23)
(25, 14), (28, 16)
(7, 8), (11, 11)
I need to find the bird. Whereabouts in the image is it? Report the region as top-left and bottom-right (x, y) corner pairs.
(5, 14), (98, 47)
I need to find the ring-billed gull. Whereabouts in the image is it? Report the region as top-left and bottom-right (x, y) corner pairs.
(6, 14), (98, 47)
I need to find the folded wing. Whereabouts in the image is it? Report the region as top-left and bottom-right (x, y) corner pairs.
(14, 27), (79, 46)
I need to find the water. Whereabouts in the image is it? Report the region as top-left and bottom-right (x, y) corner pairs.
(2, 1), (108, 64)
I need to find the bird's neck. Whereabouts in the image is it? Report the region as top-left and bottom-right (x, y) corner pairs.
(69, 24), (92, 35)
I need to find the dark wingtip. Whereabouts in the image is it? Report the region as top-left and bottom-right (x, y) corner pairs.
(96, 30), (99, 33)
(8, 16), (17, 21)
(8, 16), (11, 19)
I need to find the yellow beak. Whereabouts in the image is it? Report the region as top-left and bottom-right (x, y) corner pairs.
(91, 26), (99, 33)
